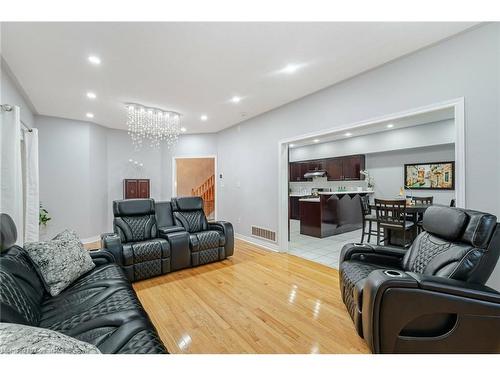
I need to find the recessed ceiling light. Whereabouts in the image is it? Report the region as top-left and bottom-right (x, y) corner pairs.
(387, 123), (394, 128)
(280, 64), (300, 74)
(289, 144), (295, 148)
(180, 127), (187, 132)
(200, 115), (208, 121)
(231, 96), (241, 104)
(88, 55), (101, 65)
(86, 92), (96, 99)
(86, 113), (94, 119)
(313, 139), (320, 143)
(345, 132), (352, 137)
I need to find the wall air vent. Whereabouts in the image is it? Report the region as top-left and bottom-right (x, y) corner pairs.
(251, 225), (277, 243)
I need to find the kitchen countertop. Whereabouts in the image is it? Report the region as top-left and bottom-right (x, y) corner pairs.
(291, 190), (374, 197)
(318, 190), (374, 195)
(298, 197), (320, 202)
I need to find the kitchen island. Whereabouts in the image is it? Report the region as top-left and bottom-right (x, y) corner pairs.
(299, 191), (373, 238)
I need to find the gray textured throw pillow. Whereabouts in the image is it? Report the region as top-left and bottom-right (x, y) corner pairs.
(0, 323), (101, 354)
(24, 229), (95, 296)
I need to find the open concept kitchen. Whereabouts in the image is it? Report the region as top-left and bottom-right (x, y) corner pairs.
(287, 106), (457, 268)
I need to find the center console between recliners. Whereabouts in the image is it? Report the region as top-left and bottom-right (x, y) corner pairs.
(102, 197), (234, 282)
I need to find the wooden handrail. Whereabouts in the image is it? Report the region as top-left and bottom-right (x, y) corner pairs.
(191, 174), (215, 216)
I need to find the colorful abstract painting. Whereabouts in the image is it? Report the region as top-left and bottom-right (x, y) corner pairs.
(404, 161), (455, 190)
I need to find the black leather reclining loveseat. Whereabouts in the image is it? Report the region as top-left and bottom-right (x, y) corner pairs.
(102, 197), (234, 282)
(339, 205), (500, 353)
(0, 214), (167, 354)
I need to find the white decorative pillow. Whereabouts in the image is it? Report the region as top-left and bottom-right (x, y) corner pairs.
(0, 323), (101, 354)
(24, 229), (95, 296)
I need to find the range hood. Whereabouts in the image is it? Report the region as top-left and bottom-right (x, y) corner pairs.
(304, 170), (327, 179)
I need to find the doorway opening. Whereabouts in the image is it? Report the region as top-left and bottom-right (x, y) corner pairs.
(278, 98), (465, 263)
(173, 156), (216, 220)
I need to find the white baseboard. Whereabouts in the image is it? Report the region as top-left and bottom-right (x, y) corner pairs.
(235, 233), (281, 253)
(81, 235), (100, 244)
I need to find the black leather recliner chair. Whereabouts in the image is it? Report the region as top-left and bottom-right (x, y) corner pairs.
(339, 205), (500, 353)
(171, 197), (234, 267)
(102, 199), (171, 281)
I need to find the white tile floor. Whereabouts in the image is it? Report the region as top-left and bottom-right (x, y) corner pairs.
(288, 219), (374, 269)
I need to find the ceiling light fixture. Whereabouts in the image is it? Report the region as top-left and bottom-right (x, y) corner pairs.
(345, 132), (352, 137)
(230, 96), (241, 104)
(289, 144), (295, 148)
(200, 115), (208, 121)
(180, 127), (187, 132)
(126, 104), (181, 149)
(86, 112), (94, 119)
(88, 55), (101, 65)
(387, 123), (394, 128)
(313, 139), (320, 143)
(86, 92), (97, 99)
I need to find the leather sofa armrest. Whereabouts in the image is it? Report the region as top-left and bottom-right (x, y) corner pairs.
(163, 231), (191, 271)
(340, 243), (406, 266)
(158, 226), (186, 237)
(209, 221), (234, 257)
(408, 273), (500, 304)
(101, 233), (124, 265)
(361, 269), (500, 353)
(88, 249), (116, 266)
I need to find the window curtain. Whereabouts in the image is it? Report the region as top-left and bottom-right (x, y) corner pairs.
(22, 128), (39, 242)
(0, 105), (24, 245)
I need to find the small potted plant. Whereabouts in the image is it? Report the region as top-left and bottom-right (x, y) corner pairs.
(39, 203), (51, 226)
(360, 169), (375, 190)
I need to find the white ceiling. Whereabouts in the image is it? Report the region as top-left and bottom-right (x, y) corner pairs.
(292, 107), (455, 147)
(1, 22), (477, 134)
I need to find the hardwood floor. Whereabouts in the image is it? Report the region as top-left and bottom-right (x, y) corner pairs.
(133, 239), (370, 354)
(83, 240), (101, 250)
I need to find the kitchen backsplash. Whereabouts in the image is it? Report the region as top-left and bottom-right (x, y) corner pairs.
(289, 177), (368, 194)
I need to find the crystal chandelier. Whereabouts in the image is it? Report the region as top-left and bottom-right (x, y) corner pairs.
(126, 104), (181, 149)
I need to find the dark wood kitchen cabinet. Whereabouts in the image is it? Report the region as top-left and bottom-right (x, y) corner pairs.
(289, 161), (310, 181)
(342, 155), (365, 180)
(289, 155), (365, 182)
(325, 158), (343, 181)
(306, 159), (325, 172)
(289, 163), (302, 182)
(123, 179), (150, 199)
(289, 196), (301, 220)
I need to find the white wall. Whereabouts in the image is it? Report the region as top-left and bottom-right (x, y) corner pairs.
(366, 144), (455, 205)
(216, 23), (500, 288)
(105, 130), (217, 230)
(37, 116), (94, 239)
(290, 119), (454, 161)
(36, 114), (218, 238)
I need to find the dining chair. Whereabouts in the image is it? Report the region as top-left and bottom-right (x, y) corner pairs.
(359, 195), (381, 244)
(410, 196), (434, 233)
(374, 198), (415, 248)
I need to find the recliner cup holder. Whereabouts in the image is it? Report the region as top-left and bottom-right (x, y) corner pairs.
(384, 270), (404, 277)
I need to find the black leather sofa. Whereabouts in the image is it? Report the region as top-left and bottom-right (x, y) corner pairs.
(339, 205), (500, 353)
(0, 213), (167, 354)
(102, 197), (234, 282)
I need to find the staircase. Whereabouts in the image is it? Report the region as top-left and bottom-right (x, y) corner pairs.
(192, 174), (215, 218)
